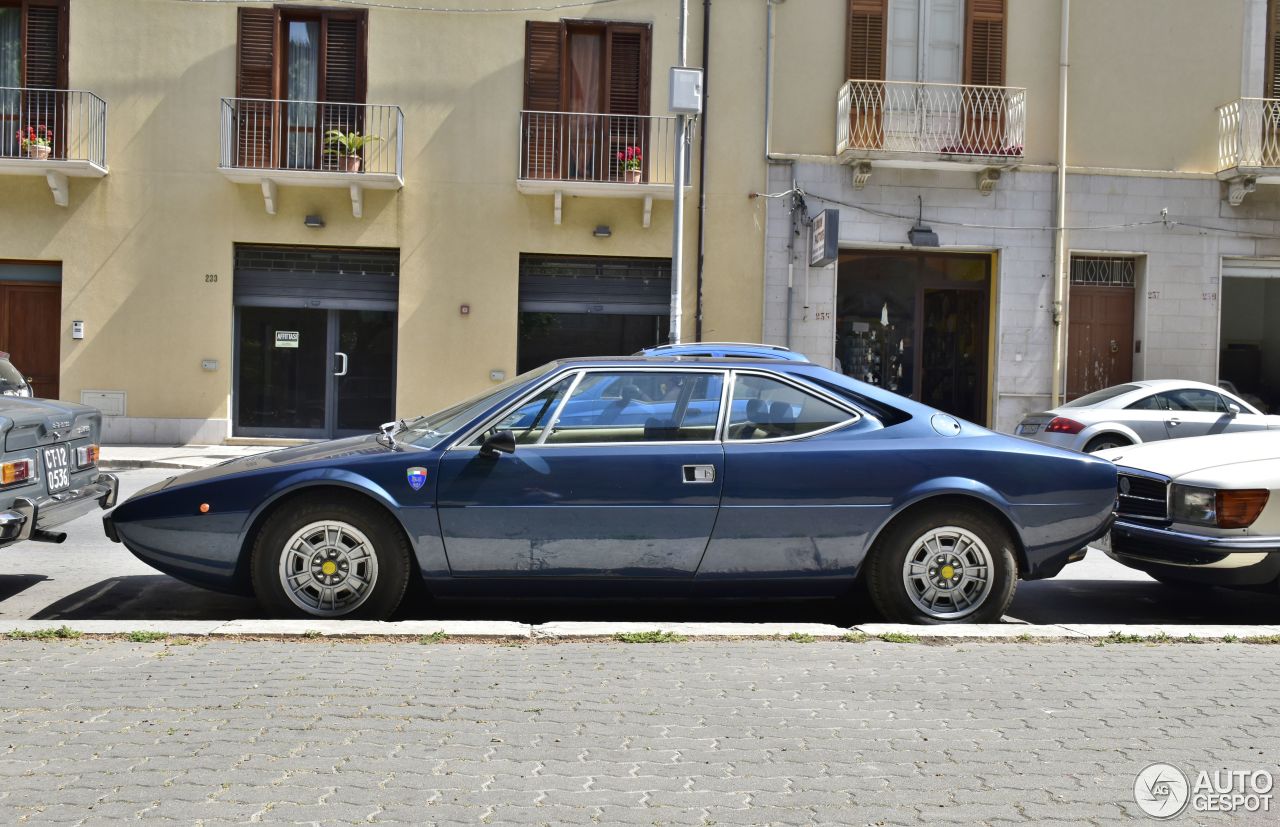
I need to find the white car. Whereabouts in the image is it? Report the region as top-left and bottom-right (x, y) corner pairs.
(1014, 379), (1280, 453)
(1098, 430), (1280, 590)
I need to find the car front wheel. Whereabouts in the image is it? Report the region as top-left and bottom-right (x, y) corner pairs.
(865, 506), (1018, 624)
(251, 496), (411, 620)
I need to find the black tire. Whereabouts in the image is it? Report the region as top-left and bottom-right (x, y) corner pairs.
(1083, 434), (1131, 453)
(250, 494), (411, 620)
(865, 505), (1018, 624)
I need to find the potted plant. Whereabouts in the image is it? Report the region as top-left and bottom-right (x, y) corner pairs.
(17, 125), (52, 161)
(617, 145), (642, 183)
(323, 129), (381, 173)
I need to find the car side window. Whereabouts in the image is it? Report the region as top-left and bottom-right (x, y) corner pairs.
(1161, 389), (1226, 413)
(1125, 394), (1161, 411)
(543, 371), (725, 444)
(471, 376), (575, 446)
(727, 374), (854, 440)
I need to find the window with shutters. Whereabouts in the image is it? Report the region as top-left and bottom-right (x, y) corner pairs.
(521, 19), (652, 184)
(841, 0), (1019, 158)
(0, 0), (67, 159)
(233, 6), (367, 172)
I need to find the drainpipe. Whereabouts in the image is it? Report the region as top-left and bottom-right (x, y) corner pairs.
(694, 0), (711, 342)
(1050, 0), (1071, 406)
(764, 0), (795, 347)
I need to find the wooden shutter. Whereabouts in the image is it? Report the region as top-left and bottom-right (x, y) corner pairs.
(19, 1), (67, 158)
(605, 23), (650, 183)
(235, 7), (278, 168)
(320, 13), (366, 170)
(964, 0), (1005, 86)
(846, 0), (886, 150)
(846, 0), (886, 81)
(522, 21), (563, 179)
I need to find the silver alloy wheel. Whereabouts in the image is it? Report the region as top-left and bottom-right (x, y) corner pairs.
(900, 525), (995, 621)
(278, 520), (379, 617)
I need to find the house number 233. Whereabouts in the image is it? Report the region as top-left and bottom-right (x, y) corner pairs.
(205, 274), (218, 283)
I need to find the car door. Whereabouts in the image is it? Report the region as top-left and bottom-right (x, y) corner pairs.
(698, 370), (881, 582)
(1157, 389), (1238, 439)
(435, 368), (727, 577)
(1121, 392), (1183, 442)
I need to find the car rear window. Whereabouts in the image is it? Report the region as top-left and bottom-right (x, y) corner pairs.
(1062, 385), (1141, 408)
(0, 360), (25, 394)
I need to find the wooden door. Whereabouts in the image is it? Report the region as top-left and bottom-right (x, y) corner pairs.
(0, 282), (60, 398)
(1067, 285), (1134, 401)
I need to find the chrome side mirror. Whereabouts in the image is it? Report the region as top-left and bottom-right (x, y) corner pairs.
(480, 429), (516, 457)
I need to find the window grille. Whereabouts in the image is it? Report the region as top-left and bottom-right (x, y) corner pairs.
(1070, 256), (1136, 288)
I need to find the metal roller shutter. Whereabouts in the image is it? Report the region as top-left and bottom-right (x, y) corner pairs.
(233, 245), (399, 310)
(518, 254), (671, 315)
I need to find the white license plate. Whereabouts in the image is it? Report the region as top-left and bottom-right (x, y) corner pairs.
(42, 445), (72, 493)
(1018, 424), (1040, 435)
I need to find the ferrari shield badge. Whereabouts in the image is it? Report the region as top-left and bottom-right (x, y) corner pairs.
(406, 466), (429, 491)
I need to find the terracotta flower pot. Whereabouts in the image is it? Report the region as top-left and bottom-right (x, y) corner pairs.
(624, 168), (641, 184)
(339, 155), (361, 173)
(27, 145), (51, 161)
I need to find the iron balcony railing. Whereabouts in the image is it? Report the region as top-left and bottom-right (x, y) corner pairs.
(518, 111), (687, 186)
(219, 97), (404, 177)
(1216, 98), (1280, 170)
(0, 87), (107, 167)
(837, 80), (1026, 159)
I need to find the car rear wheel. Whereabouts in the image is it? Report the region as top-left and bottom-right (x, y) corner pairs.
(1083, 434), (1131, 453)
(865, 506), (1017, 624)
(251, 496), (411, 620)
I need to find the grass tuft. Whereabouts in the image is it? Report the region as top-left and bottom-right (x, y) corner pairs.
(839, 631), (869, 643)
(1242, 634), (1280, 645)
(1103, 631), (1145, 644)
(613, 630), (687, 644)
(7, 625), (82, 641)
(126, 631), (168, 643)
(418, 631), (449, 644)
(785, 633), (816, 643)
(879, 632), (920, 644)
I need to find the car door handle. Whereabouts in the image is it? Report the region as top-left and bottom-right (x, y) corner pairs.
(1166, 418), (1179, 427)
(334, 352), (348, 377)
(682, 465), (715, 484)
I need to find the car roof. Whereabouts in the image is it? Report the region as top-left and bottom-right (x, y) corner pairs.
(638, 343), (806, 360)
(552, 355), (799, 368)
(1128, 379), (1233, 393)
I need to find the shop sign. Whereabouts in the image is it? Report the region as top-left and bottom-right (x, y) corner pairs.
(275, 331), (300, 349)
(810, 209), (839, 268)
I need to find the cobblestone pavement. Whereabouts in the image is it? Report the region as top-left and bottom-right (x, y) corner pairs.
(1, 640), (1277, 826)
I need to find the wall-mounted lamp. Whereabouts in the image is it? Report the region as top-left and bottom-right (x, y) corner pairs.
(304, 215), (325, 229)
(906, 195), (939, 248)
(593, 225), (612, 238)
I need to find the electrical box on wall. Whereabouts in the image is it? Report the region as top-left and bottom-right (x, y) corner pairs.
(71, 320), (84, 339)
(669, 67), (703, 114)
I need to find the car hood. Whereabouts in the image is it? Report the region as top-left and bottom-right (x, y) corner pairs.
(162, 434), (401, 489)
(1096, 430), (1280, 479)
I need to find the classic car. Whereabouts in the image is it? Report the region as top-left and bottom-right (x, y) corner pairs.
(0, 397), (117, 548)
(1014, 379), (1279, 453)
(1100, 430), (1280, 590)
(104, 356), (1116, 623)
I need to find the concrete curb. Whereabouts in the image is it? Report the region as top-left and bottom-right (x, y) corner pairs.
(1, 619), (1277, 641)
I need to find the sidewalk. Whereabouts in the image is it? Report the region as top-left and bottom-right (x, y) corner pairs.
(100, 444), (281, 470)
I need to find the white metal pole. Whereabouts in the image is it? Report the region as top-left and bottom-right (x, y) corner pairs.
(669, 0), (689, 344)
(1051, 0), (1070, 406)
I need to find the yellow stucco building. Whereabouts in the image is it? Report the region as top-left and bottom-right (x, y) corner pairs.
(2, 0), (1280, 441)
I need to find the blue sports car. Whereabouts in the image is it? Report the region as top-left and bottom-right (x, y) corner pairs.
(104, 356), (1116, 623)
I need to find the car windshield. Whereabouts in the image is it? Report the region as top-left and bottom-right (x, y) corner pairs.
(0, 359), (26, 394)
(397, 363), (558, 448)
(1061, 384), (1141, 408)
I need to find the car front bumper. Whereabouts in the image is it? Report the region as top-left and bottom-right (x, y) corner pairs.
(1106, 518), (1280, 586)
(0, 473), (119, 545)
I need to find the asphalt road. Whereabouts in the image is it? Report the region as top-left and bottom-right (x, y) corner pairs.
(1, 469), (1277, 625)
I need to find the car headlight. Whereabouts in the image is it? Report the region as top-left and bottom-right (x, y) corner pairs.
(1171, 484), (1270, 529)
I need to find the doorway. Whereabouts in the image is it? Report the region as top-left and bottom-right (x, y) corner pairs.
(835, 250), (991, 424)
(1066, 256), (1136, 401)
(0, 262), (62, 399)
(1219, 262), (1280, 413)
(233, 245), (397, 439)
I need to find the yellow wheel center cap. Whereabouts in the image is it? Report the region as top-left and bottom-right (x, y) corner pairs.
(940, 564), (956, 580)
(321, 560), (338, 576)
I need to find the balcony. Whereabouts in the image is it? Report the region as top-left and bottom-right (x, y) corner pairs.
(0, 88), (108, 206)
(836, 80), (1026, 193)
(1215, 98), (1280, 204)
(219, 98), (403, 218)
(517, 111), (691, 227)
